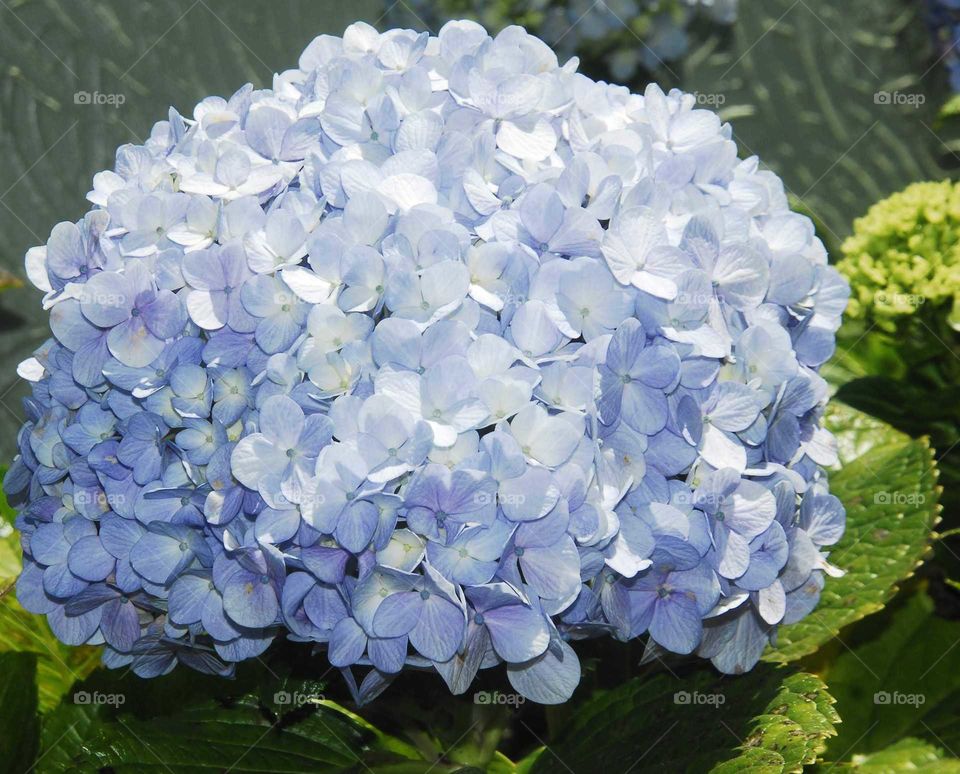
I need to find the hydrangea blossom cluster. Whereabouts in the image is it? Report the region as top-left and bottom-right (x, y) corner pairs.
(839, 180), (960, 335)
(389, 0), (738, 82)
(5, 20), (847, 705)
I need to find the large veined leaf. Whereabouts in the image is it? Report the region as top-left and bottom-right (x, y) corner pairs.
(816, 590), (960, 764)
(682, 0), (953, 246)
(822, 401), (912, 467)
(764, 403), (941, 663)
(35, 666), (460, 774)
(0, 651), (41, 772)
(528, 666), (837, 773)
(79, 699), (426, 773)
(0, 0), (378, 464)
(847, 739), (960, 773)
(834, 376), (960, 583)
(35, 702), (101, 774)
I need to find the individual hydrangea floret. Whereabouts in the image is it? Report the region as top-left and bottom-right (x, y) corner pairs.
(6, 20), (847, 705)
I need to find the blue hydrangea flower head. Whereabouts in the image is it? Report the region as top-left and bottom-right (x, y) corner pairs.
(6, 19), (847, 705)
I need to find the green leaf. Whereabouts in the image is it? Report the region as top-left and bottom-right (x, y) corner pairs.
(0, 651), (41, 772)
(42, 666), (454, 774)
(711, 673), (840, 774)
(0, 589), (102, 713)
(34, 701), (102, 774)
(822, 401), (912, 466)
(835, 378), (960, 460)
(681, 0), (954, 245)
(81, 701), (392, 773)
(0, 467), (21, 579)
(941, 93), (960, 121)
(763, 403), (941, 663)
(834, 377), (960, 582)
(0, 526), (100, 713)
(528, 666), (837, 774)
(0, 526), (21, 581)
(847, 738), (960, 773)
(816, 590), (960, 764)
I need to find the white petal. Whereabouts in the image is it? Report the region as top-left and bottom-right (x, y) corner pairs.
(497, 118), (557, 161)
(281, 266), (338, 304)
(378, 173), (437, 213)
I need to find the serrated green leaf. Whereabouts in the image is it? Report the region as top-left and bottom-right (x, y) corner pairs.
(764, 404), (940, 663)
(0, 651), (41, 772)
(528, 666), (836, 774)
(848, 738), (960, 773)
(681, 0), (953, 244)
(712, 673), (839, 774)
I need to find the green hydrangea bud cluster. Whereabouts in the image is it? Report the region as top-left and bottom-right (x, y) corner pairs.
(838, 180), (960, 334)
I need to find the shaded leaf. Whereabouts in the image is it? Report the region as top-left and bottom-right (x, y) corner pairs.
(817, 590), (960, 762)
(35, 701), (102, 774)
(81, 700), (387, 773)
(0, 528), (100, 713)
(43, 666), (444, 774)
(0, 651), (40, 772)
